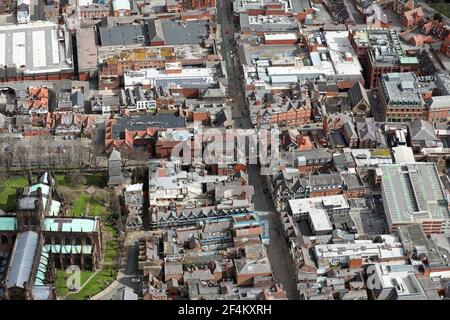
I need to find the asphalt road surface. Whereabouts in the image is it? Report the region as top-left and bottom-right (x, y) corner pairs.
(217, 0), (299, 300)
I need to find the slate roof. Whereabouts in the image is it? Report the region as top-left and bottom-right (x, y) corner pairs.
(348, 81), (370, 108)
(70, 91), (84, 107)
(410, 119), (437, 142)
(111, 112), (186, 139)
(356, 118), (387, 146)
(99, 24), (149, 46)
(308, 173), (343, 188)
(6, 231), (39, 289)
(165, 262), (183, 275)
(160, 20), (209, 45)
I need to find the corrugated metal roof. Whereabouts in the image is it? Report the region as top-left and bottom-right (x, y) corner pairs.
(6, 231), (39, 288)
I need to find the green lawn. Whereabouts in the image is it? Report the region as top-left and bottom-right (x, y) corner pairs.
(66, 266), (117, 300)
(55, 173), (106, 188)
(0, 176), (28, 211)
(430, 2), (450, 18)
(55, 270), (94, 297)
(72, 194), (89, 216)
(89, 195), (108, 217)
(104, 223), (119, 238)
(104, 240), (119, 265)
(70, 194), (108, 217)
(63, 224), (119, 300)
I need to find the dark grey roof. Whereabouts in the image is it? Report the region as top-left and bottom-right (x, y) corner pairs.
(214, 108), (232, 127)
(111, 112), (186, 139)
(108, 175), (125, 186)
(343, 121), (358, 139)
(291, 0), (312, 12)
(108, 150), (124, 185)
(342, 173), (364, 190)
(164, 262), (183, 275)
(6, 231), (39, 289)
(348, 81), (370, 108)
(291, 149), (332, 161)
(356, 118), (387, 146)
(161, 20), (209, 45)
(99, 24), (149, 46)
(71, 91), (84, 107)
(308, 173), (343, 188)
(329, 130), (346, 147)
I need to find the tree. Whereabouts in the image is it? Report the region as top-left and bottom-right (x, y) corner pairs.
(32, 136), (46, 168)
(16, 144), (30, 169)
(436, 157), (446, 173)
(67, 171), (86, 185)
(433, 13), (443, 22)
(0, 151), (12, 172)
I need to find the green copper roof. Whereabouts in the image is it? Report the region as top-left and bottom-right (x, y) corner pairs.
(50, 200), (61, 216)
(0, 217), (17, 231)
(399, 56), (419, 65)
(42, 218), (98, 233)
(44, 244), (92, 255)
(29, 183), (50, 196)
(35, 246), (51, 286)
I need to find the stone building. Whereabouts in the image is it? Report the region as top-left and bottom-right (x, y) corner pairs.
(0, 172), (103, 300)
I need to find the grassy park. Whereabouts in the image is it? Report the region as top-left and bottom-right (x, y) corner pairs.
(0, 176), (28, 211)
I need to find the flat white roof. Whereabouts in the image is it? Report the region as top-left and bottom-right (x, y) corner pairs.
(289, 195), (350, 215)
(124, 67), (217, 87)
(0, 21), (72, 74)
(392, 146), (415, 164)
(267, 64), (335, 77)
(315, 240), (405, 261)
(264, 33), (297, 41)
(308, 209), (333, 232)
(324, 31), (363, 76)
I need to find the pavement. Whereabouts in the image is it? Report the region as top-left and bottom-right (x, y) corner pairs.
(91, 231), (152, 300)
(217, 0), (299, 300)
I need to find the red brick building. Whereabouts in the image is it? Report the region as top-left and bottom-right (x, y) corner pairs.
(400, 7), (423, 28)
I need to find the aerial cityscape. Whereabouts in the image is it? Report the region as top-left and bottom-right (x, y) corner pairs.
(0, 0), (450, 303)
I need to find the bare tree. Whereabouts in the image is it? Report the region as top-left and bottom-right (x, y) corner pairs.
(0, 151), (13, 172)
(31, 136), (46, 169)
(16, 144), (30, 169)
(91, 151), (101, 170)
(74, 144), (89, 167)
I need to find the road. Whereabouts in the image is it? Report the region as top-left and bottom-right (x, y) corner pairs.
(92, 233), (142, 300)
(217, 0), (299, 300)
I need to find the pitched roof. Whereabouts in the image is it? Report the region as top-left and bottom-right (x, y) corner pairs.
(70, 91), (84, 107)
(348, 81), (370, 108)
(6, 231), (39, 288)
(410, 119), (437, 141)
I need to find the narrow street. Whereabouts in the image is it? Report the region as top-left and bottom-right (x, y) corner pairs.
(217, 0), (299, 300)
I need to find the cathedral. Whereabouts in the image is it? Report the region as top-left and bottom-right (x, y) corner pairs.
(0, 172), (103, 300)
